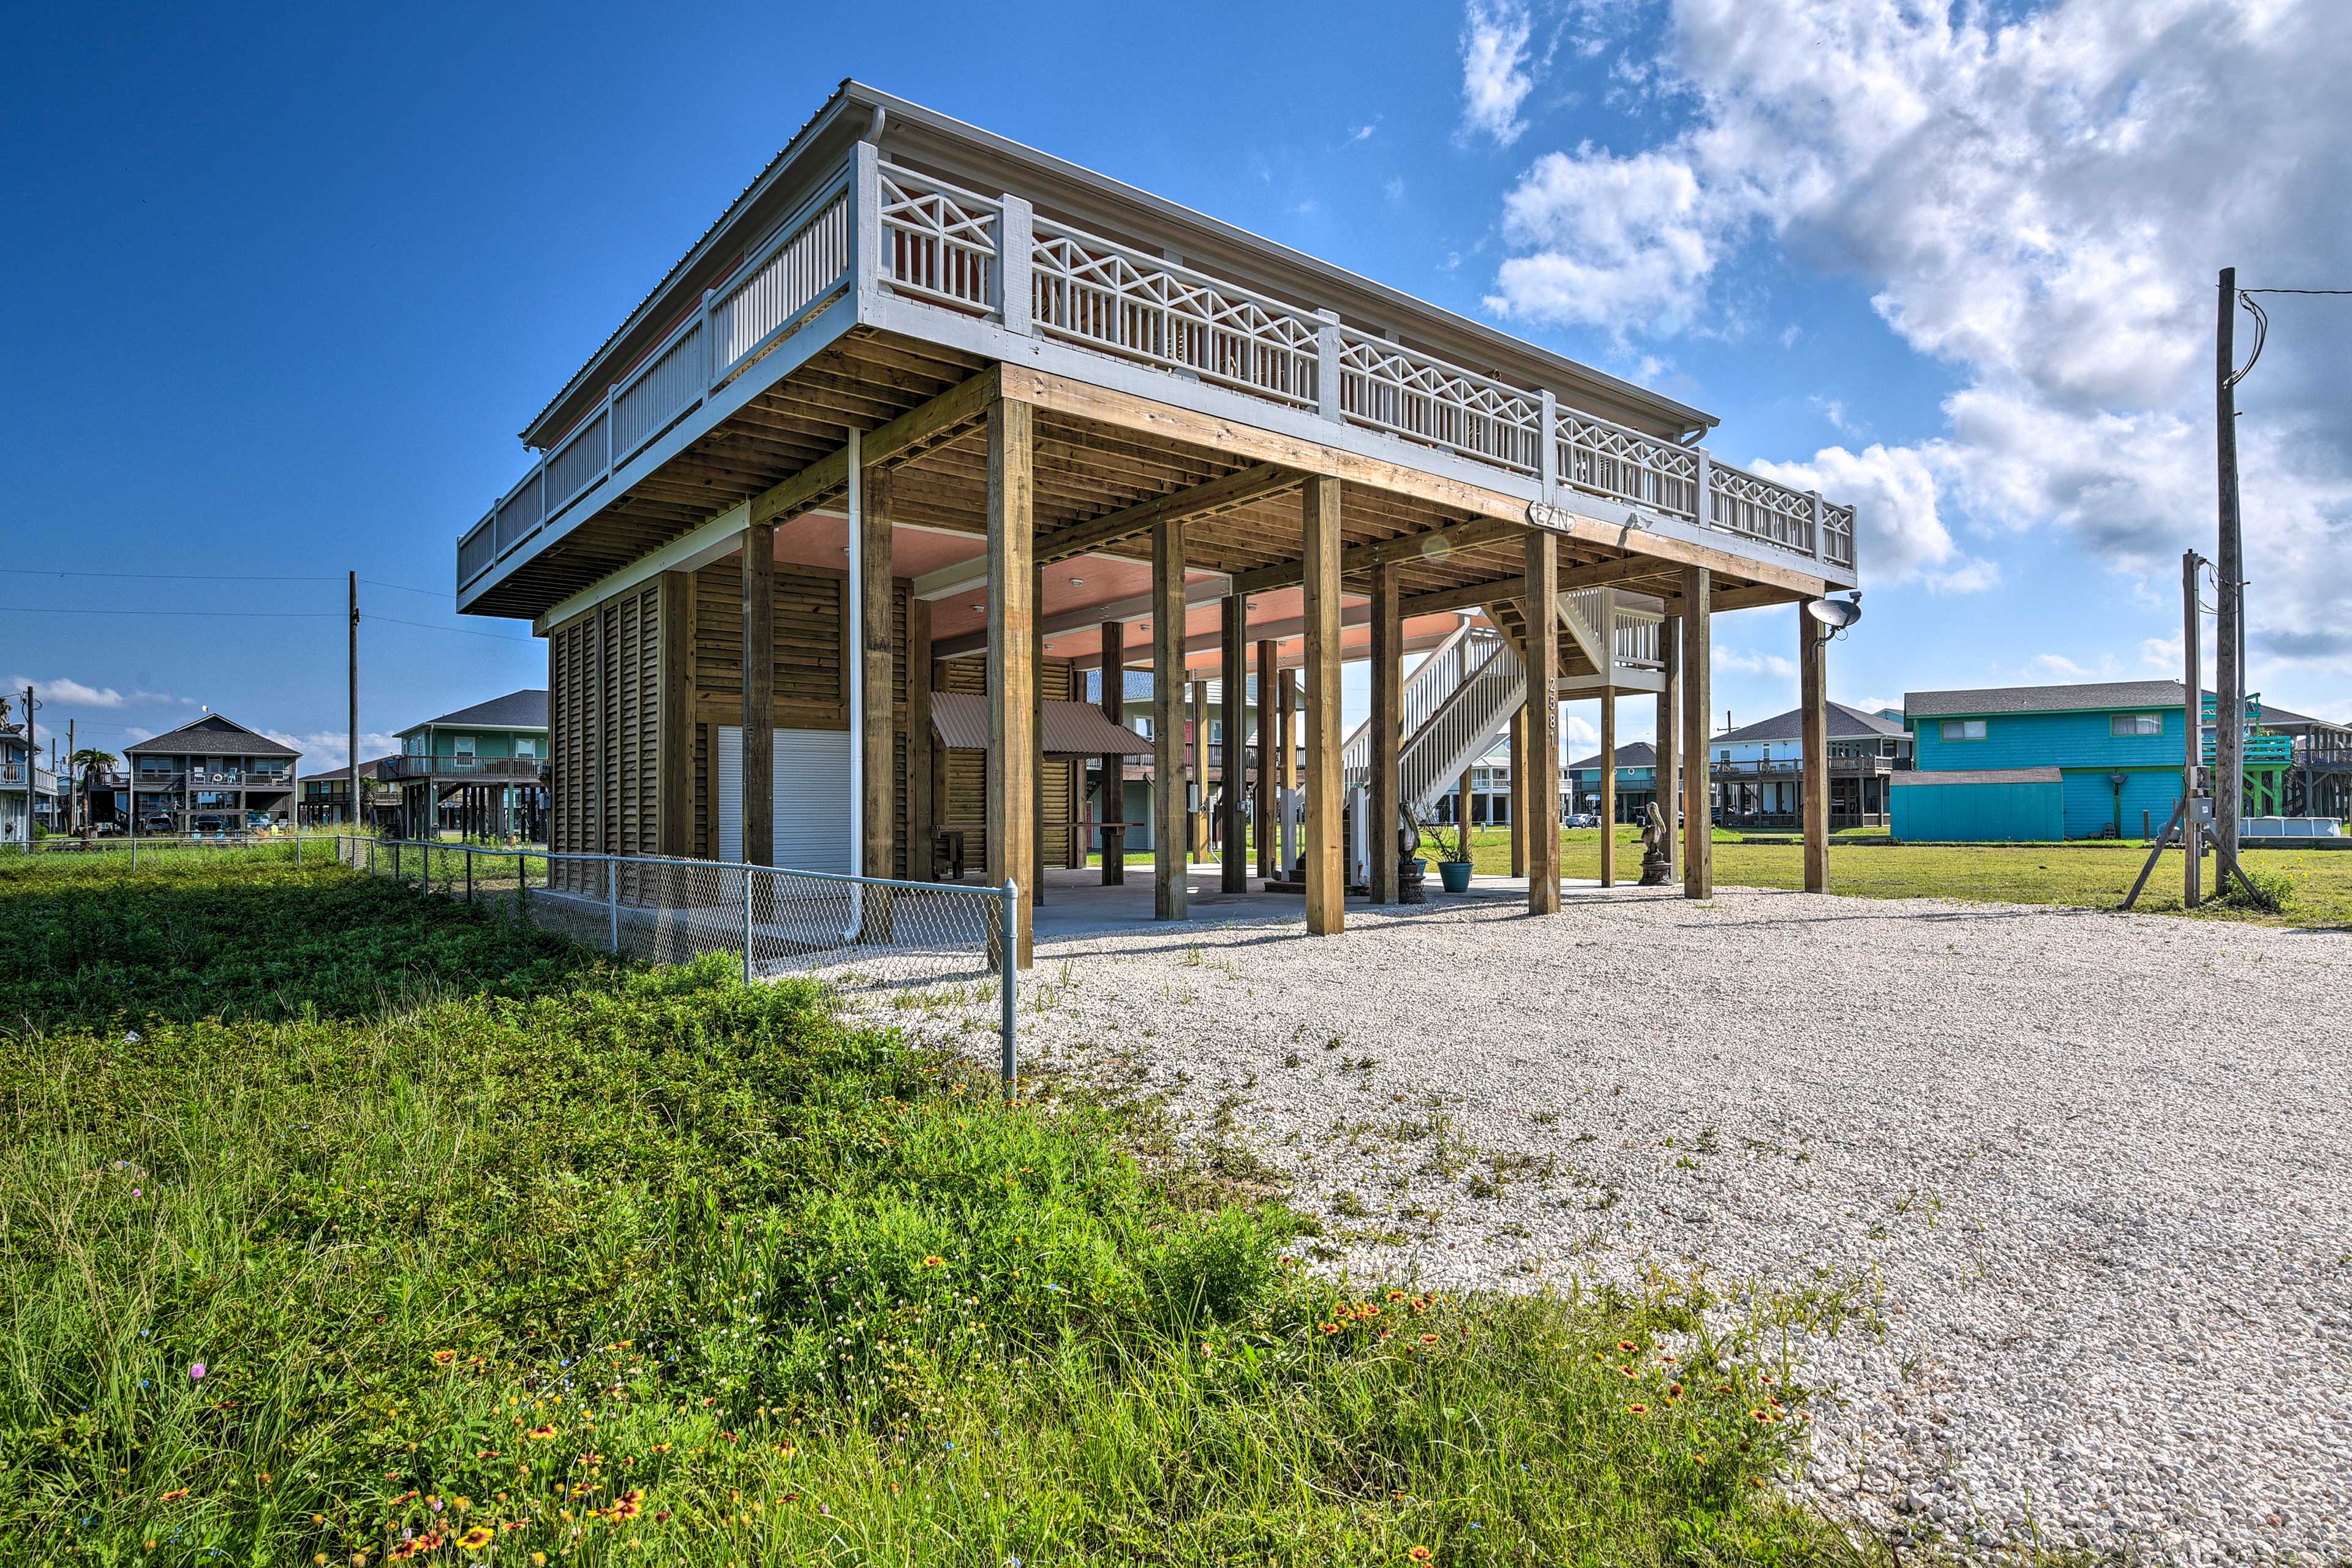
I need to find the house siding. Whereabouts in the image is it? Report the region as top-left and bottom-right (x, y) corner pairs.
(2058, 767), (2185, 840)
(1892, 778), (2065, 841)
(1913, 707), (2185, 774)
(1907, 705), (2196, 840)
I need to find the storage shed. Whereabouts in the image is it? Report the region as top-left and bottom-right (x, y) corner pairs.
(1890, 766), (2064, 842)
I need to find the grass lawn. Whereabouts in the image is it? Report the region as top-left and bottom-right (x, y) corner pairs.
(0, 852), (1852, 1565)
(1452, 827), (2351, 927)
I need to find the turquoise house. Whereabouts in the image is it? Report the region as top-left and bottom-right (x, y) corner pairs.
(1899, 680), (2196, 841)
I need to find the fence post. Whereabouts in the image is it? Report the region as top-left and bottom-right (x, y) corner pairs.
(296, 834), (303, 868)
(466, 846), (474, 903)
(1000, 878), (1018, 1101)
(742, 865), (756, 986)
(607, 856), (620, 954)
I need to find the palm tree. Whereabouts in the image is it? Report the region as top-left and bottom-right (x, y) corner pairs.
(69, 748), (116, 835)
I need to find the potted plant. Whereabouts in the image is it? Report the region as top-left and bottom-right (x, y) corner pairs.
(1420, 816), (1475, 893)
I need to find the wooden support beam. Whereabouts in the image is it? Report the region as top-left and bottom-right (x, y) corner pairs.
(1368, 562), (1402, 903)
(908, 600), (933, 880)
(1656, 615), (1679, 882)
(1254, 638), (1277, 880)
(1190, 678), (1208, 864)
(1036, 463), (1298, 566)
(986, 397), (1037, 967)
(860, 466), (895, 885)
(657, 570), (693, 858)
(741, 521), (775, 866)
(1221, 595), (1248, 891)
(1099, 618), (1126, 886)
(1033, 563), (1047, 903)
(1598, 687), (1617, 886)
(1524, 531), (1562, 915)
(1680, 568), (1713, 900)
(1277, 665), (1298, 876)
(1509, 707), (1527, 878)
(1800, 602), (1829, 892)
(1302, 477), (1346, 934)
(748, 366), (1001, 526)
(1597, 589), (1616, 888)
(1152, 515), (1188, 921)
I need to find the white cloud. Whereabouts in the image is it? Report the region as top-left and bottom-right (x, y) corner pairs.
(1349, 118), (1381, 144)
(1460, 0), (1536, 145)
(1714, 647), (1796, 679)
(1384, 176), (1406, 201)
(1562, 713), (1599, 748)
(4, 676), (192, 710)
(1474, 0), (2352, 668)
(1492, 145), (1713, 330)
(2030, 652), (2121, 681)
(266, 730), (402, 773)
(7, 676), (127, 709)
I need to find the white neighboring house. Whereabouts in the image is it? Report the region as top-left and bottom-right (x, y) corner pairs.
(1, 716), (58, 844)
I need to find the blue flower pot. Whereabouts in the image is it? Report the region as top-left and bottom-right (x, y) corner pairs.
(1437, 859), (1474, 892)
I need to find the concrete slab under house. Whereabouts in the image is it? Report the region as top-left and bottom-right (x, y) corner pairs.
(453, 81), (1861, 967)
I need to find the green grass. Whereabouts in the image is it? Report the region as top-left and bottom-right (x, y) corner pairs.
(0, 853), (1858, 1566)
(1453, 827), (2352, 926)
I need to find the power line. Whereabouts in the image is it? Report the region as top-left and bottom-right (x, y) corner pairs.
(0, 605), (535, 643)
(0, 605), (334, 618)
(368, 614), (537, 644)
(2237, 287), (2352, 295)
(0, 565), (454, 599)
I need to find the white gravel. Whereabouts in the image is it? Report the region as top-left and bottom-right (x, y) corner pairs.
(1001, 884), (2352, 1562)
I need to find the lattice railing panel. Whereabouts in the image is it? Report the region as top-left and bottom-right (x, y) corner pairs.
(1559, 414), (1700, 519)
(1822, 503), (1856, 569)
(1708, 464), (1816, 556)
(1337, 330), (1540, 472)
(881, 166), (997, 313)
(1030, 221), (1321, 406)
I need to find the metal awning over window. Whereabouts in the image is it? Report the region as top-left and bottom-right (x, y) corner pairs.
(929, 693), (1150, 760)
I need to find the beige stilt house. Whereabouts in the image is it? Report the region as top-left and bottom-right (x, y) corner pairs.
(455, 82), (1856, 967)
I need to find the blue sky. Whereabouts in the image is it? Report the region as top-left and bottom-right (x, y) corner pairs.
(5, 0), (2346, 769)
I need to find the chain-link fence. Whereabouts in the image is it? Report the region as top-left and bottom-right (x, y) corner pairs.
(334, 838), (1020, 1088)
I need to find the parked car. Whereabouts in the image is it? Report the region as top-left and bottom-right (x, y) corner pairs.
(192, 815), (228, 835)
(141, 813), (176, 835)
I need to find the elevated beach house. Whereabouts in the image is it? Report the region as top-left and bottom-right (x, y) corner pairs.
(126, 715), (298, 834)
(452, 82), (1861, 963)
(390, 689), (551, 841)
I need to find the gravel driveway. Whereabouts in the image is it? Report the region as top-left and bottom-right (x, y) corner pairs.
(1003, 884), (2352, 1561)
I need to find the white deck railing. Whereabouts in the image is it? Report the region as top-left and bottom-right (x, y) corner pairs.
(462, 151), (1857, 593)
(1029, 213), (1322, 407)
(459, 175), (853, 587)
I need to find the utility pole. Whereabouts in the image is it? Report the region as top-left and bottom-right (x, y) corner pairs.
(22, 685), (35, 835)
(348, 571), (360, 832)
(66, 719), (76, 837)
(2181, 550), (2203, 909)
(2214, 267), (2244, 865)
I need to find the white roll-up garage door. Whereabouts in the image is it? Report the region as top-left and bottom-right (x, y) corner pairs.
(714, 726), (853, 872)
